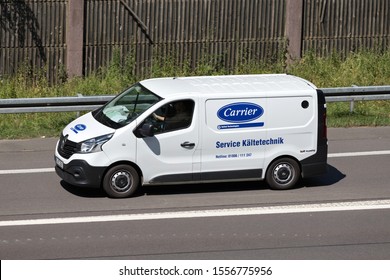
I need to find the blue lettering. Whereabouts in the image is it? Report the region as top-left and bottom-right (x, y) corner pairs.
(216, 141), (241, 149)
(241, 137), (285, 146)
(70, 124), (87, 134)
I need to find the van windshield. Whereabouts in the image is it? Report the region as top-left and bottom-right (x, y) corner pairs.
(93, 83), (161, 129)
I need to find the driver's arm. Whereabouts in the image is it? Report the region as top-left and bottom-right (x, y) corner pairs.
(153, 113), (165, 121)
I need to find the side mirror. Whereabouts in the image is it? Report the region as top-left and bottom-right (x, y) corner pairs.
(139, 123), (155, 137)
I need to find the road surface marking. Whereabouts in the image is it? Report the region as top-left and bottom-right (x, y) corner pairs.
(0, 150), (389, 175)
(1, 199), (390, 227)
(0, 168), (54, 175)
(328, 150), (390, 158)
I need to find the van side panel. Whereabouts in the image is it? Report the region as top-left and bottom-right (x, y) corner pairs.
(264, 94), (318, 170)
(200, 98), (267, 181)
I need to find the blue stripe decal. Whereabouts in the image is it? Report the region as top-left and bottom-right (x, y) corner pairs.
(217, 122), (264, 130)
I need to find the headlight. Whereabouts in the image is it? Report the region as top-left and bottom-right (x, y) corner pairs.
(78, 133), (114, 154)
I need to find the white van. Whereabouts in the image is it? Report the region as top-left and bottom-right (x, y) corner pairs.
(55, 74), (327, 198)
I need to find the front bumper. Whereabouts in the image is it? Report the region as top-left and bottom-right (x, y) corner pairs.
(55, 159), (106, 188)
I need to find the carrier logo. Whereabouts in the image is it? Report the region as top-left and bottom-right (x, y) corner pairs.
(217, 102), (264, 130)
(217, 102), (263, 123)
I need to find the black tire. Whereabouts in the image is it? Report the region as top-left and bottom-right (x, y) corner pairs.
(102, 164), (139, 198)
(266, 158), (300, 190)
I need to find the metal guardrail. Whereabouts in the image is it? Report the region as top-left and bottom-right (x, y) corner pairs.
(321, 85), (390, 112)
(321, 85), (390, 101)
(0, 86), (390, 114)
(0, 95), (115, 114)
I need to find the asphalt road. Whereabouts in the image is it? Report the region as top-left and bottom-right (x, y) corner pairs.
(0, 127), (389, 259)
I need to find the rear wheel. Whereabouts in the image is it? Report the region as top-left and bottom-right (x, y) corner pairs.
(103, 164), (139, 198)
(266, 158), (300, 190)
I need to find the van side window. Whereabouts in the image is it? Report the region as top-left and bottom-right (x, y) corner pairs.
(148, 99), (195, 134)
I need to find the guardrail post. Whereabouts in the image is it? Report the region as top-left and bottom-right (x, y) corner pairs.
(76, 93), (83, 117)
(350, 100), (355, 113)
(350, 85), (358, 113)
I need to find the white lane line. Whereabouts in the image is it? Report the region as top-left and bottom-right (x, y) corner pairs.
(328, 150), (390, 158)
(0, 168), (55, 175)
(1, 199), (390, 227)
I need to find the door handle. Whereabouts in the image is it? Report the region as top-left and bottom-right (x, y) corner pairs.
(181, 141), (195, 148)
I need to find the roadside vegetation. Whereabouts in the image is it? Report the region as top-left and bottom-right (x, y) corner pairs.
(1, 49), (390, 139)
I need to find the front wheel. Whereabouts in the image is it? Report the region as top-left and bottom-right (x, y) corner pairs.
(266, 158), (300, 190)
(103, 164), (139, 198)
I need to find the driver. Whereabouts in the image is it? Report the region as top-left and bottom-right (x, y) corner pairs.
(152, 101), (192, 131)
